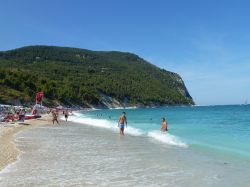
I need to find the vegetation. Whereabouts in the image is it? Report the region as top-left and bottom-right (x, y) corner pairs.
(0, 45), (194, 107)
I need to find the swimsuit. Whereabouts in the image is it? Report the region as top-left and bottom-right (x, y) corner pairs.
(119, 123), (125, 129)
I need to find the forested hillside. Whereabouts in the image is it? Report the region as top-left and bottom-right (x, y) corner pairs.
(0, 46), (194, 107)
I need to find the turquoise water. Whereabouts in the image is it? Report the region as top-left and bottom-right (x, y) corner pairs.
(73, 105), (250, 161)
(1, 105), (250, 186)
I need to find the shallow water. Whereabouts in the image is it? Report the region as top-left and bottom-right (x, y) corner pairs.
(75, 105), (250, 160)
(0, 121), (249, 186)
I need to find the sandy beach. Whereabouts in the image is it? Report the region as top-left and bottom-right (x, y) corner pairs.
(0, 116), (249, 187)
(0, 109), (250, 187)
(0, 115), (51, 172)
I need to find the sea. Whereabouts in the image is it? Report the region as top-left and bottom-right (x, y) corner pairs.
(0, 105), (250, 187)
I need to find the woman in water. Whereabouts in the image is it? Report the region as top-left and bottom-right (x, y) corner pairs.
(161, 117), (168, 131)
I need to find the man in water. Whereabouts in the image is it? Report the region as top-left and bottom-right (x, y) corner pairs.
(161, 117), (168, 131)
(118, 112), (128, 135)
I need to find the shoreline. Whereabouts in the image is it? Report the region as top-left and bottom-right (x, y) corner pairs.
(1, 120), (249, 186)
(0, 123), (26, 171)
(0, 115), (52, 172)
(1, 111), (250, 186)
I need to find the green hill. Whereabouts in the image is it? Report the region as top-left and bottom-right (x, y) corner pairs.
(0, 45), (194, 107)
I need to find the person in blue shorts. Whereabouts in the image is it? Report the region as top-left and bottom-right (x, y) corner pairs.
(118, 112), (128, 135)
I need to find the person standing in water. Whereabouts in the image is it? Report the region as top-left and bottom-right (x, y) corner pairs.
(161, 117), (168, 131)
(118, 112), (128, 135)
(64, 109), (69, 122)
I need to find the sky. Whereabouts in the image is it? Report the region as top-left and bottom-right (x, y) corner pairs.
(0, 0), (250, 105)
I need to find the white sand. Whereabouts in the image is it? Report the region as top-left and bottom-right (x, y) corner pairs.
(0, 115), (52, 171)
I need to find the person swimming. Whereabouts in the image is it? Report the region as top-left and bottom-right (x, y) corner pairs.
(161, 117), (168, 131)
(118, 112), (128, 135)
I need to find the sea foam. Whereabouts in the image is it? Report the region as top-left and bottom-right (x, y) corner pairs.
(66, 112), (187, 148)
(147, 131), (188, 148)
(67, 113), (144, 136)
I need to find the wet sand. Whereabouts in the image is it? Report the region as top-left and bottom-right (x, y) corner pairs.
(0, 115), (52, 171)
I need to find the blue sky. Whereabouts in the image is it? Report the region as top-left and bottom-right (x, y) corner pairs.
(0, 0), (250, 105)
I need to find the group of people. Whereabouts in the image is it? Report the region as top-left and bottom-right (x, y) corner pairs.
(0, 104), (72, 125)
(117, 112), (168, 135)
(0, 105), (29, 123)
(50, 110), (168, 135)
(51, 109), (70, 125)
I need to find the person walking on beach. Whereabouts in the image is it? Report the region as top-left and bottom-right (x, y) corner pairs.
(64, 109), (69, 122)
(161, 117), (168, 131)
(52, 109), (59, 125)
(118, 112), (128, 135)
